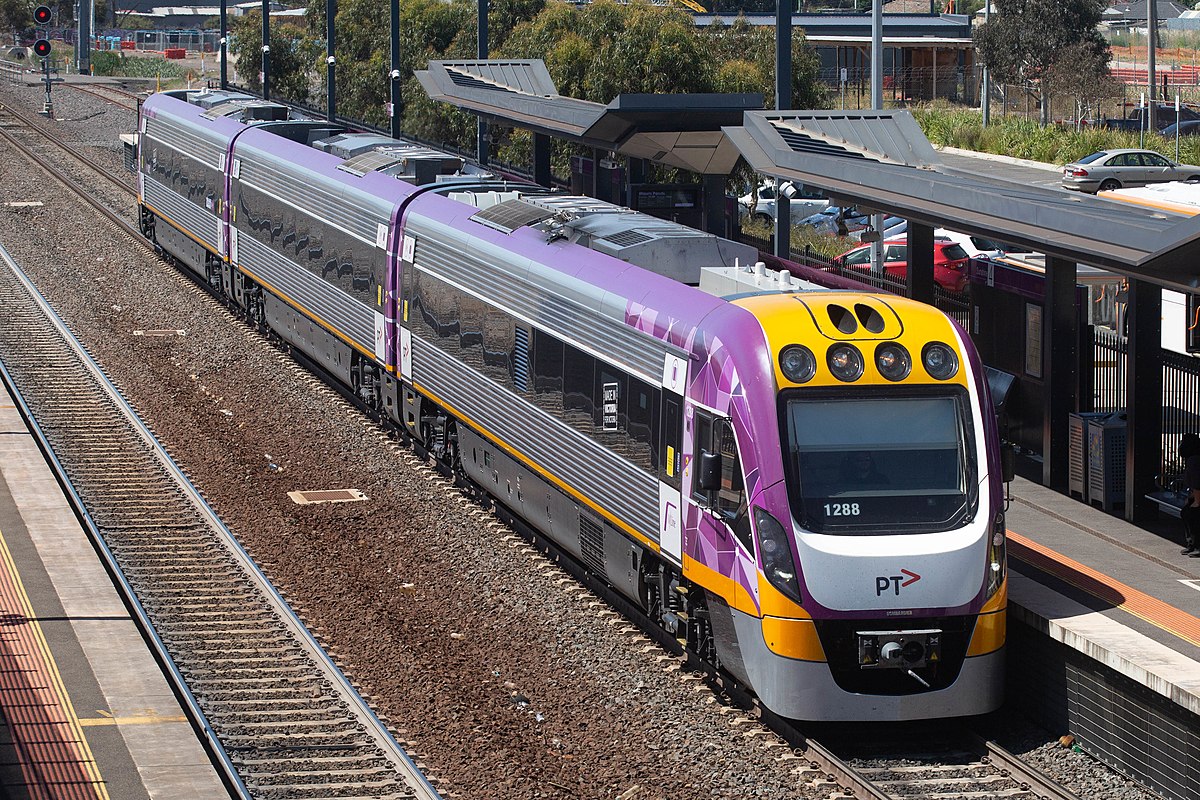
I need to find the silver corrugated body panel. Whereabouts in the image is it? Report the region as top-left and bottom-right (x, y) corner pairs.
(143, 114), (226, 170)
(236, 144), (393, 245)
(415, 337), (659, 541)
(144, 175), (219, 249)
(237, 234), (373, 349)
(409, 218), (681, 383)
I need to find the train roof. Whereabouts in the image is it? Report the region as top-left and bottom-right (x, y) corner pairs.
(1099, 181), (1200, 217)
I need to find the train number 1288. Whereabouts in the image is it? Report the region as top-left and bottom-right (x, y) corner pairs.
(825, 502), (861, 517)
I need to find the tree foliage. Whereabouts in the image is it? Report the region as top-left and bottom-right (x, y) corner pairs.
(1, 0), (32, 39)
(1039, 40), (1122, 114)
(230, 0), (825, 174)
(232, 14), (318, 105)
(973, 0), (1108, 86)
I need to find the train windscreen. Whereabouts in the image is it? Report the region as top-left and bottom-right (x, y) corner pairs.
(782, 389), (978, 534)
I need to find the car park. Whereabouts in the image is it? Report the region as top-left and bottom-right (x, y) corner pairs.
(1060, 149), (1200, 193)
(831, 237), (972, 293)
(738, 181), (829, 223)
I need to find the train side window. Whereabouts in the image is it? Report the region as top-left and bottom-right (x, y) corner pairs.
(628, 377), (659, 473)
(714, 419), (744, 522)
(533, 330), (564, 400)
(692, 412), (745, 521)
(691, 411), (714, 505)
(563, 343), (595, 431)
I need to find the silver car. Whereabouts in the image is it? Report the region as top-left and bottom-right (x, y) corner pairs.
(1061, 149), (1200, 193)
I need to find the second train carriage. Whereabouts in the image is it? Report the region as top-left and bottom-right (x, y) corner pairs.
(135, 88), (1007, 721)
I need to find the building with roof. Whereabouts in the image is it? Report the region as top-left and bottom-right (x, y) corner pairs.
(1104, 0), (1189, 27)
(694, 12), (976, 102)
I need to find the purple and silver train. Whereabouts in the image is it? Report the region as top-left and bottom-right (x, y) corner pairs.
(135, 88), (1006, 721)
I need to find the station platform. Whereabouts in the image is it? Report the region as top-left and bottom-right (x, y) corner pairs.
(1006, 475), (1200, 702)
(1004, 474), (1200, 799)
(0, 382), (227, 799)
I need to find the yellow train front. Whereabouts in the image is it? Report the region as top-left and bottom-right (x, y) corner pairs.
(678, 281), (1005, 721)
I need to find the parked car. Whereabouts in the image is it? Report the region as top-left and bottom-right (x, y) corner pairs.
(831, 237), (972, 293)
(799, 206), (901, 238)
(738, 181), (829, 223)
(1159, 119), (1200, 137)
(1099, 105), (1200, 132)
(1061, 149), (1200, 193)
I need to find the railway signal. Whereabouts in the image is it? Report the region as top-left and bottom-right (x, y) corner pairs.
(32, 36), (54, 118)
(33, 5), (52, 25)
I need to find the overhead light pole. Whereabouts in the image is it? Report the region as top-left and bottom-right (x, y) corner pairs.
(478, 0), (489, 166)
(774, 0), (792, 260)
(870, 0), (883, 275)
(982, 0), (990, 127)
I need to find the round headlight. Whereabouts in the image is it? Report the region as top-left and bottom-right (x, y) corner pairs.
(875, 343), (911, 381)
(922, 342), (959, 380)
(827, 344), (864, 382)
(779, 345), (817, 383)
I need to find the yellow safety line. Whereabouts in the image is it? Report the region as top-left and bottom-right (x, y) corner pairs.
(79, 714), (187, 727)
(0, 526), (111, 799)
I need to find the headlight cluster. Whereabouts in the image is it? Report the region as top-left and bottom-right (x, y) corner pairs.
(778, 341), (959, 383)
(753, 506), (802, 604)
(986, 511), (1007, 598)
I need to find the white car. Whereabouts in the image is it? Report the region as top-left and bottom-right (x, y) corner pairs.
(738, 181), (829, 224)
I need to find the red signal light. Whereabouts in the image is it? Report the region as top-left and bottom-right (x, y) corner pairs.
(33, 39), (52, 58)
(33, 5), (52, 24)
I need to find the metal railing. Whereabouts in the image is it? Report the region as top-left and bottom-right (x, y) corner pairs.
(1090, 325), (1200, 485)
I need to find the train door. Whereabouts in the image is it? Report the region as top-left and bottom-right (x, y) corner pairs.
(659, 354), (687, 565)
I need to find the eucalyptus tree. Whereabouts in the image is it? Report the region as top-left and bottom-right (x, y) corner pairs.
(973, 0), (1109, 124)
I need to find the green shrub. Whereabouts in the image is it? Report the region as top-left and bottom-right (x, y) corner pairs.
(913, 105), (1200, 166)
(91, 51), (121, 76)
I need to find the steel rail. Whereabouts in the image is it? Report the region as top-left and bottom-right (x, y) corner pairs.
(0, 98), (136, 198)
(0, 243), (249, 800)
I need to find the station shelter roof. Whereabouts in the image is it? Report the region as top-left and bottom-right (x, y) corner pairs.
(724, 110), (1200, 295)
(415, 60), (761, 175)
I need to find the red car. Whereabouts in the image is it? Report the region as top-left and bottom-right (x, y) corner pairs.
(831, 237), (971, 293)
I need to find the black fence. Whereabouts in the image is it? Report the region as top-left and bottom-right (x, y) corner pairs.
(1090, 326), (1200, 486)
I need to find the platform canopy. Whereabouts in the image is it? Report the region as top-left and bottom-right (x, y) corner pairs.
(724, 110), (1200, 294)
(415, 60), (762, 175)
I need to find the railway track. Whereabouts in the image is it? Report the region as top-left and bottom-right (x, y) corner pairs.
(802, 722), (1085, 800)
(0, 98), (136, 216)
(66, 81), (142, 110)
(0, 242), (443, 800)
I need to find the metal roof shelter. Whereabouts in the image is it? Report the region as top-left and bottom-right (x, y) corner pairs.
(725, 110), (1200, 292)
(724, 109), (1200, 521)
(415, 60), (762, 234)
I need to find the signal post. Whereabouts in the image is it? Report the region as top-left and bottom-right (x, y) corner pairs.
(33, 7), (54, 118)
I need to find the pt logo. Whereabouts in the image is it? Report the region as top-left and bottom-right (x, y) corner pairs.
(875, 569), (921, 596)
